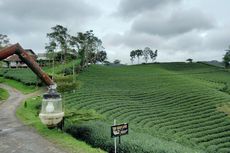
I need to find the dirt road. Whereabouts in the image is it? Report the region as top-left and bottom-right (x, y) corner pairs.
(0, 84), (66, 153)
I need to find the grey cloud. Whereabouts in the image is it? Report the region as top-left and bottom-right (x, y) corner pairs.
(103, 31), (163, 51)
(103, 26), (226, 63)
(0, 0), (101, 34)
(0, 0), (228, 64)
(117, 0), (181, 18)
(8, 32), (47, 52)
(164, 31), (204, 51)
(104, 30), (225, 63)
(203, 27), (230, 51)
(103, 33), (124, 47)
(0, 0), (99, 20)
(132, 9), (215, 36)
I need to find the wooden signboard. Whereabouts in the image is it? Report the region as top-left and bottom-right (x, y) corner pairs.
(111, 123), (128, 138)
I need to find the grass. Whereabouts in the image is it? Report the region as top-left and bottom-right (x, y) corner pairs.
(0, 77), (37, 94)
(0, 87), (9, 102)
(16, 96), (105, 153)
(63, 62), (230, 152)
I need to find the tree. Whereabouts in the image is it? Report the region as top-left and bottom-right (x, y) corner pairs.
(130, 48), (157, 64)
(75, 30), (104, 68)
(135, 49), (143, 64)
(88, 52), (96, 64)
(103, 60), (110, 65)
(45, 41), (57, 67)
(0, 34), (10, 49)
(186, 58), (193, 63)
(113, 59), (121, 64)
(45, 26), (106, 69)
(223, 46), (230, 68)
(143, 47), (152, 63)
(46, 25), (71, 63)
(0, 34), (10, 67)
(149, 50), (158, 62)
(87, 51), (107, 64)
(96, 51), (107, 63)
(130, 50), (136, 64)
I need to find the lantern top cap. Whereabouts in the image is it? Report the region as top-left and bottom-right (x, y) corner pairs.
(43, 89), (61, 99)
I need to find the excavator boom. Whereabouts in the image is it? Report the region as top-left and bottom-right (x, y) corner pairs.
(0, 43), (64, 128)
(0, 43), (54, 87)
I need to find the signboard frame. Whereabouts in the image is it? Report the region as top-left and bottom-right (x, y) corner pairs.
(111, 123), (129, 138)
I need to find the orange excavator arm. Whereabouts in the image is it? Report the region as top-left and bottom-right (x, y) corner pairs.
(0, 43), (55, 88)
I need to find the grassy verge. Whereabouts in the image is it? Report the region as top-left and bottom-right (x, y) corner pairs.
(16, 96), (105, 153)
(0, 77), (37, 94)
(0, 87), (9, 102)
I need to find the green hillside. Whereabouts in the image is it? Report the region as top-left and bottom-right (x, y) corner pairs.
(0, 68), (40, 85)
(0, 59), (80, 86)
(64, 62), (230, 153)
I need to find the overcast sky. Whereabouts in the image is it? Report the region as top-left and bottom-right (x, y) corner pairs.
(0, 0), (230, 64)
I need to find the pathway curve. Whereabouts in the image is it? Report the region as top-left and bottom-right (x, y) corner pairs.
(0, 84), (66, 153)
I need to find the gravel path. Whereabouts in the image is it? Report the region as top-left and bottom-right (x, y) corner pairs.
(0, 84), (66, 153)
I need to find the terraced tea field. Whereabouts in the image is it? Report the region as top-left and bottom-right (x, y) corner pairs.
(64, 63), (230, 152)
(0, 68), (40, 85)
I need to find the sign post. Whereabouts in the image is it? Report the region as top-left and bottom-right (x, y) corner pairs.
(114, 119), (117, 153)
(111, 121), (129, 152)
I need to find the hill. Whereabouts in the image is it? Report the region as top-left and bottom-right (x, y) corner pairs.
(201, 60), (225, 68)
(64, 62), (230, 153)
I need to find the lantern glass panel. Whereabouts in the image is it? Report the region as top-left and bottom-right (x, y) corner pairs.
(41, 98), (62, 114)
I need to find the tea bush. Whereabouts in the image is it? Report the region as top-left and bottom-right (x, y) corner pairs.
(63, 63), (230, 152)
(66, 121), (204, 153)
(0, 68), (40, 85)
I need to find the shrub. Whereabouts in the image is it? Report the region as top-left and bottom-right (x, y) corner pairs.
(57, 82), (79, 92)
(54, 75), (73, 82)
(66, 121), (204, 153)
(62, 67), (73, 76)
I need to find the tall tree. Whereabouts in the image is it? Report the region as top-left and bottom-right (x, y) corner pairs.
(143, 47), (152, 63)
(149, 50), (158, 62)
(46, 25), (71, 63)
(130, 50), (136, 64)
(96, 51), (107, 63)
(88, 51), (107, 64)
(76, 30), (104, 67)
(0, 34), (10, 49)
(45, 41), (57, 67)
(135, 49), (143, 64)
(223, 46), (230, 68)
(0, 34), (10, 68)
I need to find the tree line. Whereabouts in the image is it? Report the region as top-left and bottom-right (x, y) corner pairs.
(0, 34), (10, 49)
(130, 47), (157, 64)
(0, 26), (107, 70)
(223, 46), (230, 68)
(45, 25), (107, 69)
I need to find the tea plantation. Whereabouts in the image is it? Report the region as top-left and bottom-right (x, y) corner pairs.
(64, 62), (230, 153)
(3, 62), (230, 152)
(0, 68), (40, 85)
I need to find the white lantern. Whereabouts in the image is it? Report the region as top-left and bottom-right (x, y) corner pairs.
(39, 89), (64, 128)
